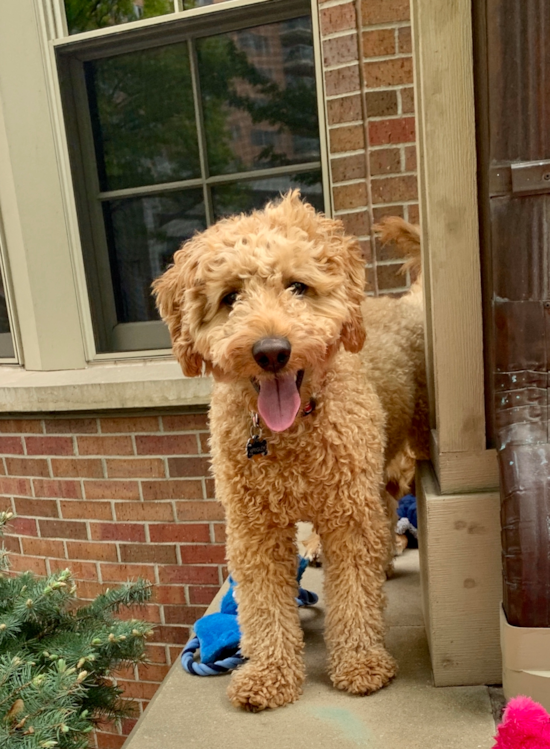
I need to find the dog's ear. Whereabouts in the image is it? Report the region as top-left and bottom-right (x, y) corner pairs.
(152, 244), (204, 378)
(335, 233), (367, 354)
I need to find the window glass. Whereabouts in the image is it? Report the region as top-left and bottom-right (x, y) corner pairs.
(103, 189), (206, 323)
(85, 44), (200, 191)
(64, 0), (174, 35)
(0, 271), (15, 359)
(197, 17), (320, 175)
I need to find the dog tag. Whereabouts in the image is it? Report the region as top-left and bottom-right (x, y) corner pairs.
(246, 436), (268, 459)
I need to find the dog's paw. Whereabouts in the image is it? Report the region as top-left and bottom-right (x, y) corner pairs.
(227, 661), (304, 712)
(330, 646), (397, 695)
(302, 531), (323, 567)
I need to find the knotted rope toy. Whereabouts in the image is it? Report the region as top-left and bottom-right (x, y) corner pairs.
(181, 556), (318, 676)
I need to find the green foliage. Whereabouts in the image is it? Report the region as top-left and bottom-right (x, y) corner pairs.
(0, 512), (154, 748)
(64, 0), (173, 35)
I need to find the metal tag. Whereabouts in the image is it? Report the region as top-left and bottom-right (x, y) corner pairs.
(246, 436), (268, 459)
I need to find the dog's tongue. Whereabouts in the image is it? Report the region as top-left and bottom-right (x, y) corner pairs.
(257, 374), (301, 432)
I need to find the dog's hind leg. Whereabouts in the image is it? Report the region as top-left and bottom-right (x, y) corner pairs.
(225, 519), (305, 711)
(320, 501), (397, 695)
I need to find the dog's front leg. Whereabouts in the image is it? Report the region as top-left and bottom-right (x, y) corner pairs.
(321, 515), (397, 695)
(225, 520), (305, 711)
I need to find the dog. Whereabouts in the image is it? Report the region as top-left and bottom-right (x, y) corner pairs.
(153, 192), (429, 711)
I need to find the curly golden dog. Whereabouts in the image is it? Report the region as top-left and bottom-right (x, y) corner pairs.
(153, 192), (428, 711)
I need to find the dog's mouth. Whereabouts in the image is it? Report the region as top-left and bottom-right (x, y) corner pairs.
(251, 370), (304, 432)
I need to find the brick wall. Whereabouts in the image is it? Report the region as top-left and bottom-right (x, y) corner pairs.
(0, 412), (223, 749)
(320, 0), (418, 295)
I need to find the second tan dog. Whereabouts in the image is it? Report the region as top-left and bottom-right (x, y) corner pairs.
(154, 192), (428, 711)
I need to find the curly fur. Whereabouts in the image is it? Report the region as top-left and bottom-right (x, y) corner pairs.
(153, 192), (428, 711)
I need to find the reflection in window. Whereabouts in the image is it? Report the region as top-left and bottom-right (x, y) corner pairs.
(0, 271), (15, 359)
(64, 0), (173, 35)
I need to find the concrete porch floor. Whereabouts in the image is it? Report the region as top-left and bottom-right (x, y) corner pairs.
(126, 545), (502, 749)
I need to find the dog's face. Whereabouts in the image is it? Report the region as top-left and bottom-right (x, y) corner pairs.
(153, 192), (366, 432)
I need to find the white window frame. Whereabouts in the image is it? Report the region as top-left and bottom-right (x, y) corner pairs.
(0, 0), (330, 384)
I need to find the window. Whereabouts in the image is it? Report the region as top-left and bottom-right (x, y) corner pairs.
(57, 0), (326, 354)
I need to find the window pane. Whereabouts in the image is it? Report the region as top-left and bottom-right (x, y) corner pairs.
(211, 170), (323, 220)
(65, 0), (174, 35)
(103, 189), (205, 324)
(85, 43), (200, 191)
(0, 272), (15, 359)
(197, 16), (320, 176)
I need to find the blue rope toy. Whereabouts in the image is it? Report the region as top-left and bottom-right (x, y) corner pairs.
(181, 556), (318, 676)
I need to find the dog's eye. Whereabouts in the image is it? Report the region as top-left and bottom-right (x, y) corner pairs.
(221, 291), (239, 308)
(287, 282), (308, 296)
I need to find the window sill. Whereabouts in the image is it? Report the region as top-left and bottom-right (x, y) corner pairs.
(0, 359), (212, 413)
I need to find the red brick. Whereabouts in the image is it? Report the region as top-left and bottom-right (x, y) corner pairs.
(21, 537), (65, 558)
(189, 586), (220, 605)
(362, 28), (396, 57)
(168, 643), (188, 663)
(8, 553), (47, 575)
(373, 204), (405, 223)
(398, 26), (412, 54)
(90, 523), (146, 542)
(167, 457), (210, 479)
(333, 182), (368, 211)
(137, 663), (170, 683)
(401, 86), (415, 113)
(405, 144), (417, 171)
(371, 175), (418, 204)
(205, 479), (215, 499)
(199, 433), (209, 455)
(33, 478), (82, 499)
(9, 516), (38, 536)
(0, 436), (23, 454)
(114, 664), (136, 681)
(40, 519), (88, 540)
(338, 210), (370, 237)
(117, 603), (161, 623)
(25, 436), (74, 456)
(51, 458), (104, 478)
(106, 458), (165, 479)
(6, 457), (49, 477)
(154, 585), (187, 605)
(329, 124), (365, 153)
(361, 0), (410, 24)
(327, 94), (362, 125)
(179, 545), (226, 565)
(408, 203), (420, 223)
(0, 461), (5, 475)
(119, 544), (177, 564)
(0, 476), (32, 495)
(369, 147), (402, 176)
(176, 501), (224, 521)
(142, 479), (202, 500)
(323, 34), (358, 67)
(0, 496), (12, 512)
(114, 502), (174, 522)
(3, 535), (21, 554)
(117, 680), (160, 701)
(162, 414), (208, 431)
(331, 154), (366, 184)
(320, 2), (356, 35)
(78, 435), (134, 456)
(145, 644), (167, 664)
(14, 497), (59, 518)
(76, 580), (110, 599)
(135, 434), (198, 456)
(96, 732), (126, 749)
(158, 565), (219, 585)
(0, 419), (42, 433)
(164, 605), (207, 625)
(50, 558), (98, 579)
(44, 418), (97, 434)
(366, 90), (398, 117)
(324, 65), (360, 97)
(363, 57), (413, 87)
(213, 524), (226, 543)
(148, 523), (210, 543)
(152, 626), (190, 645)
(377, 263), (408, 290)
(369, 117), (415, 145)
(84, 480), (140, 500)
(121, 718), (138, 735)
(60, 499), (113, 520)
(66, 541), (118, 562)
(100, 416), (160, 433)
(100, 562), (155, 583)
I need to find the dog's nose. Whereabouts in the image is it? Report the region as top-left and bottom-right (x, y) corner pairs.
(252, 337), (291, 373)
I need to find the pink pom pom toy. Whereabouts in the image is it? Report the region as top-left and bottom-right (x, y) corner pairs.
(493, 695), (550, 749)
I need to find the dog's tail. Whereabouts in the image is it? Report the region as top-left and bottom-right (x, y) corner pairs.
(373, 217), (421, 279)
